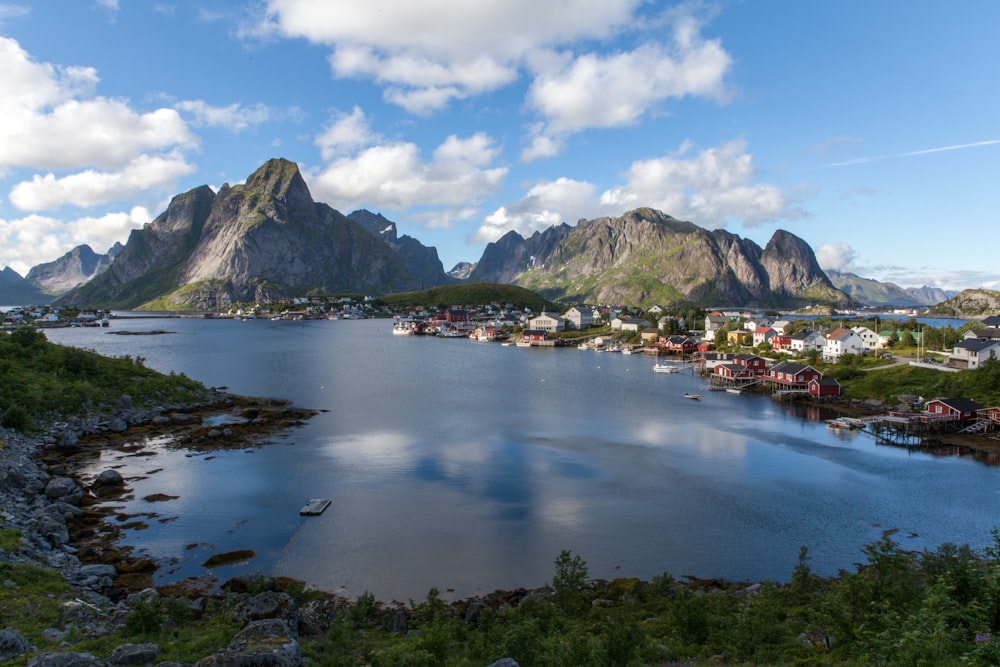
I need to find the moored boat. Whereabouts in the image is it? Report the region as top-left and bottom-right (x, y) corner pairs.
(683, 393), (701, 400)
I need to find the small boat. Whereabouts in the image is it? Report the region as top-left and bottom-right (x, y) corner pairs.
(725, 388), (742, 395)
(653, 363), (679, 373)
(683, 393), (701, 400)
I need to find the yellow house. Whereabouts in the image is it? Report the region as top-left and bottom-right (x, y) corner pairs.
(727, 330), (752, 345)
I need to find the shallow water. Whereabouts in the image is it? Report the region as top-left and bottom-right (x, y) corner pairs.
(47, 317), (1000, 601)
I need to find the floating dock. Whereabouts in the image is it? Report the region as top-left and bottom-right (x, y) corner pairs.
(299, 499), (332, 516)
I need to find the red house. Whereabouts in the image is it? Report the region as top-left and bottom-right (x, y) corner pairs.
(770, 334), (793, 352)
(923, 397), (984, 421)
(734, 354), (769, 375)
(444, 309), (468, 323)
(716, 363), (755, 380)
(767, 361), (822, 387)
(808, 377), (841, 397)
(660, 335), (699, 353)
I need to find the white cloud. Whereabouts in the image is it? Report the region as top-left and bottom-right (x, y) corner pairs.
(520, 133), (564, 163)
(174, 100), (282, 132)
(601, 140), (800, 226)
(315, 106), (378, 161)
(0, 206), (150, 274)
(8, 153), (194, 211)
(815, 243), (856, 272)
(475, 178), (598, 242)
(261, 0), (643, 111)
(527, 17), (731, 134)
(0, 36), (197, 172)
(476, 139), (800, 242)
(309, 132), (507, 212)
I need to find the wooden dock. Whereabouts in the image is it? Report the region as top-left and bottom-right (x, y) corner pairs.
(299, 499), (332, 516)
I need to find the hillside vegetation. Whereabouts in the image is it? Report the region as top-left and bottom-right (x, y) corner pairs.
(375, 282), (559, 312)
(0, 327), (208, 430)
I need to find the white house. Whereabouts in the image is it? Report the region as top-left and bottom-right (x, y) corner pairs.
(771, 319), (792, 334)
(851, 326), (881, 352)
(752, 326), (776, 347)
(950, 339), (1000, 369)
(528, 312), (566, 333)
(788, 329), (826, 353)
(824, 327), (865, 361)
(611, 316), (649, 332)
(563, 306), (594, 330)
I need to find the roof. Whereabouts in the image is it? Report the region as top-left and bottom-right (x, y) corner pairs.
(953, 338), (1000, 352)
(927, 397), (986, 412)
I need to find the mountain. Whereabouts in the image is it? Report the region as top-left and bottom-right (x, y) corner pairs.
(56, 159), (434, 310)
(925, 289), (1000, 318)
(826, 270), (956, 307)
(0, 267), (50, 305)
(469, 208), (850, 308)
(25, 243), (121, 295)
(448, 262), (476, 280)
(347, 209), (452, 287)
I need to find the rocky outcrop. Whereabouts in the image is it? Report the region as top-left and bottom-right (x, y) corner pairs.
(348, 209), (452, 288)
(25, 244), (120, 295)
(55, 160), (426, 310)
(471, 207), (850, 308)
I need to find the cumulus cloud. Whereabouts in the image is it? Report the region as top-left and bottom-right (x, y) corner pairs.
(258, 0), (645, 113)
(0, 37), (197, 172)
(0, 206), (150, 274)
(815, 243), (856, 272)
(8, 153), (194, 211)
(527, 16), (731, 135)
(476, 139), (800, 242)
(474, 178), (597, 243)
(174, 100), (291, 132)
(315, 106), (378, 161)
(309, 123), (507, 212)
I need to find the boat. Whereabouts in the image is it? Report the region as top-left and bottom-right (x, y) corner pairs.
(725, 388), (742, 395)
(621, 346), (633, 355)
(683, 393), (701, 400)
(653, 363), (680, 373)
(826, 418), (859, 430)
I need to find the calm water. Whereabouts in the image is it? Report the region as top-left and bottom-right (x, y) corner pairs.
(45, 317), (1000, 601)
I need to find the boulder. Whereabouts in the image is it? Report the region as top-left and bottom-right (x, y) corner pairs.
(231, 592), (298, 628)
(203, 618), (301, 667)
(105, 642), (160, 666)
(93, 469), (125, 489)
(44, 477), (79, 501)
(297, 598), (340, 636)
(0, 627), (31, 662)
(27, 652), (102, 667)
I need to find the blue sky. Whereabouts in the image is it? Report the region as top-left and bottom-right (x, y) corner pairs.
(1, 1), (998, 291)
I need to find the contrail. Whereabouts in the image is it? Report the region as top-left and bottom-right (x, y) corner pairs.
(829, 139), (1000, 167)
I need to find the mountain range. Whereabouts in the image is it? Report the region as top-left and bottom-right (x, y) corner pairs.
(0, 158), (958, 311)
(825, 270), (956, 307)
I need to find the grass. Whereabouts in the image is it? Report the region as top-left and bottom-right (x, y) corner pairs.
(0, 327), (210, 430)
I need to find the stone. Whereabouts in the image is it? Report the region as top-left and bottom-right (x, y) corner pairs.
(0, 627), (31, 662)
(27, 652), (102, 667)
(107, 418), (128, 433)
(105, 642), (160, 666)
(93, 469), (125, 489)
(80, 563), (118, 579)
(297, 598), (340, 636)
(231, 592), (298, 628)
(44, 477), (79, 500)
(206, 618), (301, 667)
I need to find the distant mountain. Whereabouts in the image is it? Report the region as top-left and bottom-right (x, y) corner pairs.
(926, 289), (1000, 318)
(469, 208), (850, 308)
(0, 266), (50, 305)
(826, 270), (954, 307)
(448, 262), (476, 280)
(56, 159), (438, 310)
(347, 209), (452, 287)
(26, 243), (122, 295)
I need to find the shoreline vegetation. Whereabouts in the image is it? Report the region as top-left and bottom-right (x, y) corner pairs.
(5, 329), (1000, 663)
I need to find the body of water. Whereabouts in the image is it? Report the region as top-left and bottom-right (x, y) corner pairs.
(45, 317), (1000, 601)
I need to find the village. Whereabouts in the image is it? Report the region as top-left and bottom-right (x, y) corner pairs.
(5, 297), (1000, 447)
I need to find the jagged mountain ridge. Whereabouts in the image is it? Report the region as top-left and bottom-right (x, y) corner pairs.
(26, 243), (122, 295)
(56, 159), (444, 309)
(46, 158), (852, 310)
(826, 269), (956, 307)
(470, 208), (849, 307)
